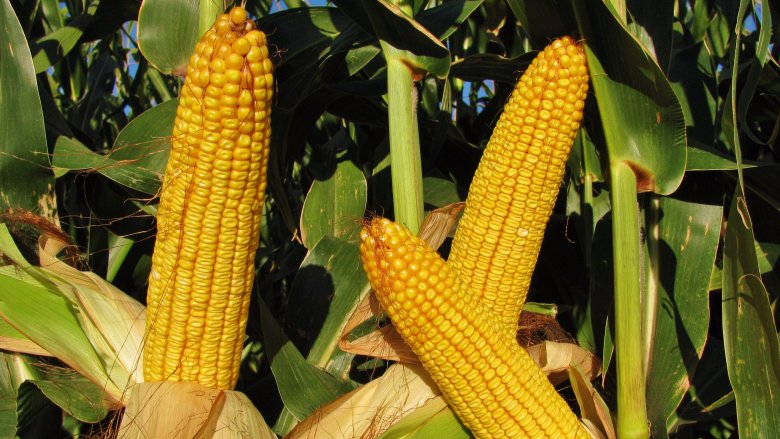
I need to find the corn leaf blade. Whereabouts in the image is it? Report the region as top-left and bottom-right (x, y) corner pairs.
(29, 11), (91, 73)
(645, 195), (723, 436)
(722, 192), (780, 437)
(108, 99), (177, 193)
(0, 353), (19, 439)
(331, 0), (450, 77)
(287, 236), (370, 369)
(29, 366), (109, 423)
(259, 298), (354, 432)
(300, 147), (367, 248)
(0, 0), (55, 214)
(137, 0), (199, 74)
(575, 0), (687, 195)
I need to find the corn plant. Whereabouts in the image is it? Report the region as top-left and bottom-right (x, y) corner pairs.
(0, 0), (778, 438)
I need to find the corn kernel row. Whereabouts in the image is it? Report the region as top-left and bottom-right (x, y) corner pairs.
(359, 218), (589, 439)
(143, 6), (273, 390)
(447, 36), (589, 334)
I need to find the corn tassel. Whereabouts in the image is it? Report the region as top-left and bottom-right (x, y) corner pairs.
(447, 36), (589, 333)
(143, 6), (273, 390)
(359, 217), (589, 439)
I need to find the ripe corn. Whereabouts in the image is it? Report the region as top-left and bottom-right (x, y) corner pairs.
(143, 6), (273, 390)
(359, 217), (589, 439)
(447, 36), (589, 333)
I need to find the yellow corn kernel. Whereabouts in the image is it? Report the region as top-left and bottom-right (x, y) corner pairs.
(143, 6), (273, 390)
(447, 36), (589, 334)
(359, 218), (590, 439)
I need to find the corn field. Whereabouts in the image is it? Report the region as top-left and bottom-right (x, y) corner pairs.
(0, 0), (778, 438)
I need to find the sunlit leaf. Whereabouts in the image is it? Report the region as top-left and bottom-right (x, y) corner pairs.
(138, 0), (200, 74)
(332, 0), (450, 77)
(259, 298), (353, 431)
(576, 0), (686, 194)
(30, 9), (93, 73)
(287, 364), (441, 439)
(119, 381), (275, 439)
(378, 397), (470, 439)
(300, 153), (367, 248)
(52, 97), (177, 195)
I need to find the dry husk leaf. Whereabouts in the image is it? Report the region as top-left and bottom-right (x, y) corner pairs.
(286, 363), (439, 439)
(118, 381), (276, 439)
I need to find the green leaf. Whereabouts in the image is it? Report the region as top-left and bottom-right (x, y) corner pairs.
(378, 397), (470, 439)
(138, 0), (200, 73)
(624, 0), (675, 71)
(685, 146), (762, 171)
(51, 136), (107, 171)
(506, 0), (578, 46)
(30, 10), (93, 73)
(575, 0), (687, 195)
(15, 381), (62, 438)
(109, 99), (177, 193)
(422, 176), (461, 209)
(30, 366), (109, 423)
(0, 266), (119, 401)
(258, 7), (353, 70)
(257, 7), (357, 109)
(0, 0), (55, 214)
(52, 100), (177, 195)
(0, 354), (19, 439)
(415, 0), (484, 41)
(259, 298), (353, 432)
(286, 236), (370, 369)
(722, 193), (780, 437)
(449, 52), (535, 84)
(53, 137), (163, 195)
(0, 317), (49, 357)
(646, 196), (723, 437)
(667, 42), (718, 150)
(300, 154), (367, 249)
(332, 0), (450, 77)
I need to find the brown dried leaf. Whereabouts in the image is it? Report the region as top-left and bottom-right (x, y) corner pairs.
(569, 366), (616, 439)
(525, 341), (601, 386)
(286, 363), (439, 439)
(338, 293), (418, 363)
(418, 202), (464, 250)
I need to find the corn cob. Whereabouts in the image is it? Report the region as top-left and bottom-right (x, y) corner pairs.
(143, 6), (273, 390)
(359, 217), (589, 439)
(447, 36), (588, 333)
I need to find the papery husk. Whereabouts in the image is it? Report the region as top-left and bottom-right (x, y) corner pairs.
(118, 381), (276, 439)
(37, 234), (145, 388)
(570, 365), (616, 439)
(338, 293), (417, 363)
(527, 340), (601, 386)
(286, 363), (438, 439)
(0, 318), (50, 356)
(416, 202), (464, 251)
